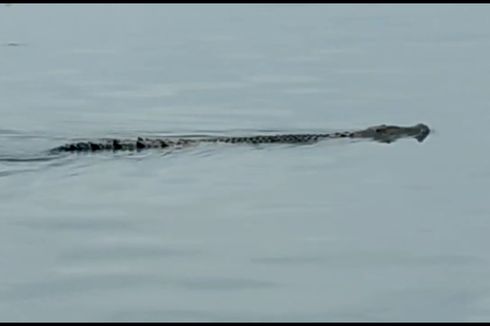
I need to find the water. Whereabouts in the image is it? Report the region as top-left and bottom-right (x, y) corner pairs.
(1, 4), (490, 321)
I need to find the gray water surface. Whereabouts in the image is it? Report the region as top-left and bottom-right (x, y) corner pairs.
(1, 4), (490, 322)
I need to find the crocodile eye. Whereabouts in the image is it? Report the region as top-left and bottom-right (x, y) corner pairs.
(374, 125), (387, 133)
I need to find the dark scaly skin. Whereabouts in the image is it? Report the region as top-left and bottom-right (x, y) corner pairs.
(49, 123), (430, 153)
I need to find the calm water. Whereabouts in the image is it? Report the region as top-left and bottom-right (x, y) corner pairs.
(1, 4), (490, 322)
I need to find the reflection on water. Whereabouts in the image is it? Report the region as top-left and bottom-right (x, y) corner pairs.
(1, 3), (490, 322)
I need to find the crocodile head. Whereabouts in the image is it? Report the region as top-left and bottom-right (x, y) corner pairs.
(353, 123), (431, 143)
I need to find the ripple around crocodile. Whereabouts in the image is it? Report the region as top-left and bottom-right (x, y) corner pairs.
(48, 123), (431, 154)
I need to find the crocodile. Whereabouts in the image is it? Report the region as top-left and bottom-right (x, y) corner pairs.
(49, 123), (431, 153)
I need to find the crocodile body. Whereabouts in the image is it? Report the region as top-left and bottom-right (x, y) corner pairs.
(49, 123), (431, 153)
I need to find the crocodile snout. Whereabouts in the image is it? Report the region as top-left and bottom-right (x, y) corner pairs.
(414, 123), (431, 142)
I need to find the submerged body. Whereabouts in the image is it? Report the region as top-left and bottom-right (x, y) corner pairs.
(49, 123), (431, 153)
